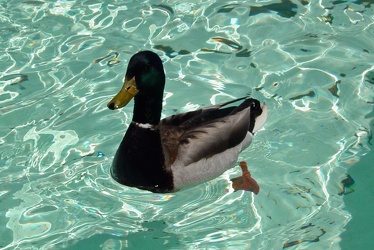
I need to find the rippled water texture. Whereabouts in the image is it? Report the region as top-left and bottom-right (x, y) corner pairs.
(0, 0), (373, 249)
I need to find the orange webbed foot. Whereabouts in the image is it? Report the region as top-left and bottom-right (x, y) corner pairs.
(230, 161), (260, 194)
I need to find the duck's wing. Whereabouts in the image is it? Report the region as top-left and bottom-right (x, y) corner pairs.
(160, 97), (263, 168)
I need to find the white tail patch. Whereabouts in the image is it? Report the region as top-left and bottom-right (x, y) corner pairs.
(253, 103), (268, 133)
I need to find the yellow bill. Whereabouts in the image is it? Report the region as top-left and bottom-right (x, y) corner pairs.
(107, 76), (139, 110)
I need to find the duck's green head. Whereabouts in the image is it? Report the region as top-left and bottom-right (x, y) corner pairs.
(107, 51), (165, 111)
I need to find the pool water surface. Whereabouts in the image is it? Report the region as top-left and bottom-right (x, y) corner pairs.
(0, 0), (373, 249)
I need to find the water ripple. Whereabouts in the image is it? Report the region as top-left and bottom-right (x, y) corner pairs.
(1, 0), (373, 249)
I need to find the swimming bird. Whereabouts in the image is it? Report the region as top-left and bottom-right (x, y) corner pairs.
(107, 51), (267, 194)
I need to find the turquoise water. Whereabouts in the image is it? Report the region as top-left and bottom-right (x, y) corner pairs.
(341, 114), (374, 250)
(0, 0), (373, 249)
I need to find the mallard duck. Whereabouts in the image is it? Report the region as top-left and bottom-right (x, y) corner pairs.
(107, 51), (267, 194)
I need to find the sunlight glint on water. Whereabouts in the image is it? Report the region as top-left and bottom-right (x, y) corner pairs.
(0, 0), (373, 249)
